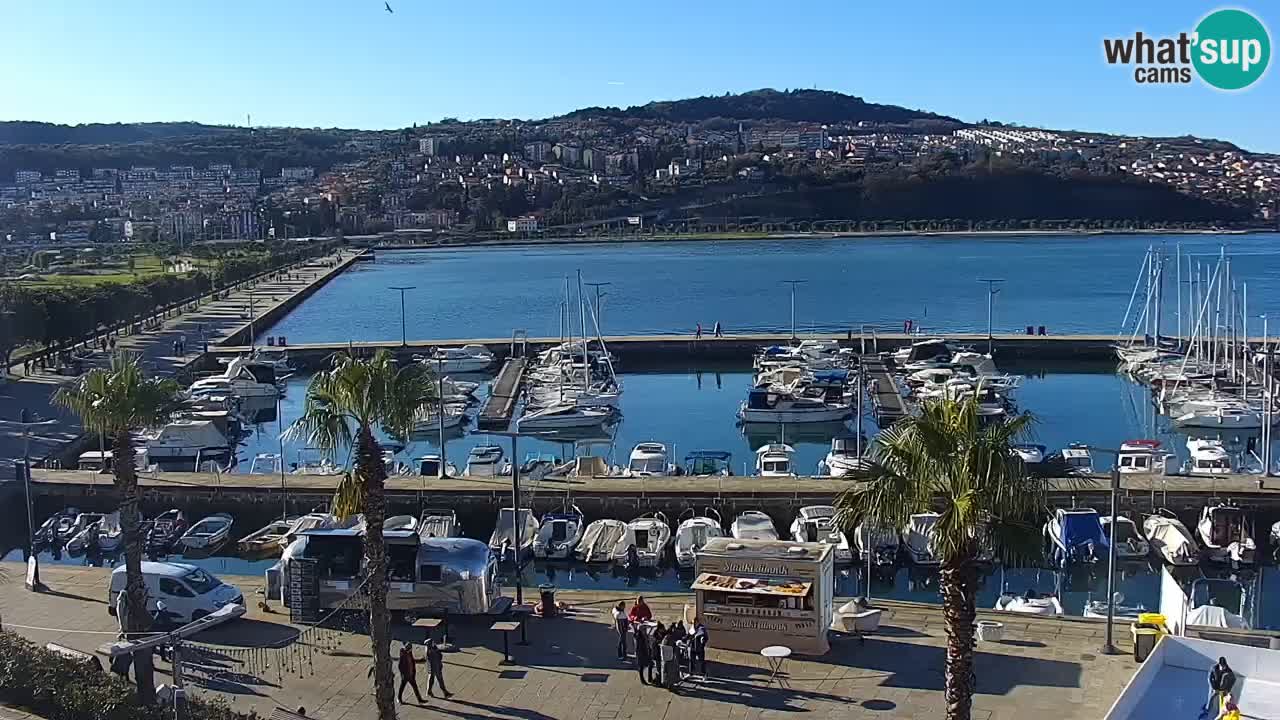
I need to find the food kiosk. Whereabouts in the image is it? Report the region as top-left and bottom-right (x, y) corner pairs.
(692, 537), (834, 655)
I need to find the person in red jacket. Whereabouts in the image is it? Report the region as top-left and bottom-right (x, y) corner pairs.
(628, 596), (653, 623)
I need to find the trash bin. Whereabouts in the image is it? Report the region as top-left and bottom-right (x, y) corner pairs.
(976, 620), (1004, 642)
(1131, 622), (1163, 662)
(538, 584), (556, 618)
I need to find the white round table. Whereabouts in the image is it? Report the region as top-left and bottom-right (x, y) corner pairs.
(760, 645), (792, 688)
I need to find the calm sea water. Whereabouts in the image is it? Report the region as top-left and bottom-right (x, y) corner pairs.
(264, 233), (1280, 342)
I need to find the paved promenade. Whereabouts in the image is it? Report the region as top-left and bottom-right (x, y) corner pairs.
(0, 250), (355, 476)
(0, 563), (1137, 720)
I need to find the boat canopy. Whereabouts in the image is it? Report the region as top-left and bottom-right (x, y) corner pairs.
(1060, 511), (1105, 548)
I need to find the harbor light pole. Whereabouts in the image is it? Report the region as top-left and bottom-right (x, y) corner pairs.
(1085, 446), (1125, 655)
(388, 286), (415, 346)
(585, 282), (611, 330)
(488, 429), (553, 644)
(17, 410), (58, 591)
(432, 352), (449, 478)
(978, 278), (1005, 355)
(782, 280), (807, 342)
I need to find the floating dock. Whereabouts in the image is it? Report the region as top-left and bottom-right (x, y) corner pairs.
(477, 357), (527, 430)
(862, 356), (908, 425)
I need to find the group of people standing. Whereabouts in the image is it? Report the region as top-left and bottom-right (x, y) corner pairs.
(613, 596), (708, 690)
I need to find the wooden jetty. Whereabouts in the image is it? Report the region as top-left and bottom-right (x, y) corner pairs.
(477, 357), (528, 430)
(862, 356), (908, 424)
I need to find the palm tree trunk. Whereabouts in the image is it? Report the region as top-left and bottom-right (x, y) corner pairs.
(113, 429), (155, 705)
(940, 556), (978, 720)
(357, 426), (396, 720)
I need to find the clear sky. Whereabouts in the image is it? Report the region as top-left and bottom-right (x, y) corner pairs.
(2, 1), (1276, 151)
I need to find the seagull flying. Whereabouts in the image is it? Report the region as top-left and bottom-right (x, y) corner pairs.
(384, 2), (393, 13)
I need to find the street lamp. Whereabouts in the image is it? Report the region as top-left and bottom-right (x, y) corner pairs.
(430, 352), (449, 479)
(1083, 446), (1126, 655)
(247, 290), (267, 350)
(16, 409), (58, 591)
(978, 278), (1005, 355)
(781, 280), (807, 341)
(389, 286), (415, 347)
(485, 429), (555, 610)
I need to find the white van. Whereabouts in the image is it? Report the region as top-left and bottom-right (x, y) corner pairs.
(107, 561), (244, 624)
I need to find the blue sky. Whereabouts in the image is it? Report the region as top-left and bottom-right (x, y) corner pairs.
(2, 1), (1276, 151)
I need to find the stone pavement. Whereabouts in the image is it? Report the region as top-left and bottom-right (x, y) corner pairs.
(0, 250), (353, 477)
(0, 562), (1138, 720)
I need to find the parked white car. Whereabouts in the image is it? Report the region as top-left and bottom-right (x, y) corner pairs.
(108, 561), (244, 624)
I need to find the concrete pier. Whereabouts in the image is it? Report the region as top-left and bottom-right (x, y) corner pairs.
(477, 357), (527, 430)
(863, 356), (908, 424)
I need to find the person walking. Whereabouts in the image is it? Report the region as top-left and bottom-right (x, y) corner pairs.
(612, 601), (630, 660)
(426, 638), (452, 699)
(713, 321), (722, 338)
(695, 323), (702, 339)
(690, 616), (708, 677)
(1206, 657), (1237, 713)
(633, 624), (651, 685)
(397, 643), (425, 705)
(628, 596), (653, 624)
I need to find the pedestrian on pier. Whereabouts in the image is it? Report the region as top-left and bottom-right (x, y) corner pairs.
(426, 638), (452, 699)
(695, 323), (702, 339)
(397, 643), (425, 704)
(612, 601), (629, 659)
(713, 321), (722, 337)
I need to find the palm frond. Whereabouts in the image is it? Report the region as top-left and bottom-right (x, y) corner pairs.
(53, 353), (182, 435)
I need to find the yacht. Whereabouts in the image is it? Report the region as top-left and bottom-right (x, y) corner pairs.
(516, 404), (613, 430)
(1184, 438), (1233, 476)
(854, 521), (899, 566)
(413, 404), (469, 432)
(754, 443), (796, 477)
(418, 509), (462, 539)
(1144, 509), (1200, 565)
(892, 338), (958, 365)
(902, 512), (941, 565)
(613, 513), (672, 568)
(465, 445), (507, 477)
(1197, 502), (1256, 565)
(624, 442), (675, 477)
(142, 419), (232, 462)
(532, 507), (585, 560)
(179, 513), (234, 551)
(1055, 444), (1095, 475)
(1173, 402), (1265, 430)
(1099, 514), (1151, 560)
(1116, 439), (1169, 475)
(682, 450), (734, 476)
(423, 345), (496, 374)
(820, 432), (871, 477)
(789, 505), (853, 563)
(730, 510), (778, 541)
(1045, 508), (1105, 567)
(575, 518), (627, 563)
(674, 509), (724, 568)
(189, 357), (281, 399)
(738, 388), (851, 423)
(488, 507), (539, 560)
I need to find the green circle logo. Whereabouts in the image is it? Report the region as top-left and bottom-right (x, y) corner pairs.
(1192, 9), (1271, 90)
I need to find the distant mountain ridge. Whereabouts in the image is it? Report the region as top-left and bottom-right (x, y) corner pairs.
(559, 88), (960, 126)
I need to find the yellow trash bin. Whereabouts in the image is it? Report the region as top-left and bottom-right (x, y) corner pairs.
(1131, 622), (1165, 662)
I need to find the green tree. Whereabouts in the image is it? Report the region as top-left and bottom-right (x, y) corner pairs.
(285, 350), (436, 720)
(52, 355), (182, 706)
(836, 394), (1050, 720)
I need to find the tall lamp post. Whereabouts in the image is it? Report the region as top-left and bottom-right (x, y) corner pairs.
(431, 351), (449, 478)
(978, 278), (1005, 355)
(16, 409), (58, 591)
(486, 429), (554, 610)
(389, 286), (415, 347)
(781, 279), (807, 342)
(1084, 446), (1126, 655)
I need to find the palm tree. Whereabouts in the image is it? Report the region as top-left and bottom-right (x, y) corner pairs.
(836, 394), (1051, 720)
(286, 349), (435, 720)
(53, 354), (182, 705)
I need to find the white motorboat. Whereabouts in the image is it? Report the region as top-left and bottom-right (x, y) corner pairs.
(1198, 502), (1256, 565)
(1082, 595), (1146, 621)
(613, 512), (672, 568)
(179, 513), (234, 550)
(902, 512), (941, 565)
(624, 442), (675, 477)
(892, 338), (959, 365)
(414, 404), (469, 432)
(1011, 443), (1046, 465)
(145, 509), (188, 554)
(1055, 444), (1095, 475)
(488, 507), (539, 560)
(248, 453), (283, 474)
(96, 512), (123, 553)
(1144, 509), (1200, 565)
(418, 508), (461, 539)
(738, 388), (851, 423)
(789, 505), (853, 563)
(575, 518), (627, 563)
(465, 445), (507, 477)
(189, 357), (281, 399)
(516, 404), (613, 430)
(385, 515), (418, 533)
(821, 433), (871, 477)
(532, 507), (585, 560)
(1174, 402), (1265, 430)
(291, 455), (344, 475)
(1045, 508), (1105, 567)
(682, 450), (734, 476)
(1184, 438), (1233, 476)
(994, 591), (1064, 616)
(423, 344), (496, 374)
(730, 510), (778, 541)
(853, 521), (899, 566)
(414, 455), (459, 477)
(1116, 439), (1169, 474)
(1099, 514), (1151, 560)
(674, 509), (724, 568)
(65, 514), (104, 554)
(142, 419), (232, 461)
(754, 443), (796, 477)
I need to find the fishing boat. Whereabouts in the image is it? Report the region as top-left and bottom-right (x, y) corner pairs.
(237, 518), (295, 558)
(1045, 508), (1105, 567)
(754, 443), (796, 477)
(623, 442), (675, 477)
(516, 404), (613, 430)
(532, 507), (585, 560)
(418, 509), (461, 539)
(1099, 514), (1151, 560)
(820, 432), (871, 477)
(1052, 444), (1095, 475)
(1144, 509), (1200, 565)
(422, 345), (496, 374)
(96, 512), (123, 553)
(674, 509), (724, 569)
(738, 388), (851, 423)
(789, 505), (853, 563)
(464, 445), (507, 477)
(179, 513), (234, 551)
(488, 507), (539, 561)
(415, 455), (459, 477)
(1184, 438), (1233, 476)
(682, 450), (734, 476)
(575, 519), (627, 563)
(902, 512), (941, 565)
(612, 512), (672, 568)
(1116, 439), (1169, 474)
(730, 510), (778, 541)
(1197, 502), (1256, 565)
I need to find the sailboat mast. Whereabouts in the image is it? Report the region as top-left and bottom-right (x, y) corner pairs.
(1153, 249), (1163, 346)
(1176, 243), (1183, 344)
(855, 357), (864, 458)
(577, 270), (589, 391)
